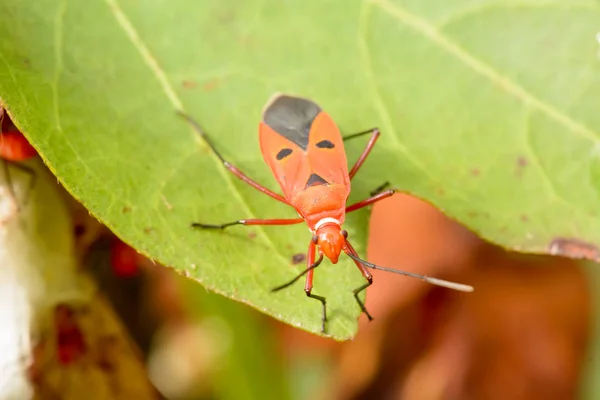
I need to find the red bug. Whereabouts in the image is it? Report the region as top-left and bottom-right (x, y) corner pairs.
(180, 94), (473, 332)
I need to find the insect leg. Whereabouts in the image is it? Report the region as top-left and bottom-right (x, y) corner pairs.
(272, 240), (327, 333)
(342, 127), (378, 141)
(369, 181), (390, 196)
(344, 240), (374, 320)
(303, 241), (327, 333)
(345, 189), (396, 213)
(178, 112), (288, 204)
(192, 217), (304, 230)
(346, 128), (380, 180)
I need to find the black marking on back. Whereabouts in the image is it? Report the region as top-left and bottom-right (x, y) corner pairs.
(276, 148), (293, 160)
(316, 140), (334, 149)
(305, 173), (328, 188)
(263, 95), (321, 150)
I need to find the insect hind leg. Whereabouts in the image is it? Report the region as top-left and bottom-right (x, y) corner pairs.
(177, 112), (227, 164)
(177, 112), (289, 205)
(342, 127), (378, 141)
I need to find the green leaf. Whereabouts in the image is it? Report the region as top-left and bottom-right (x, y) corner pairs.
(1, 0), (599, 339)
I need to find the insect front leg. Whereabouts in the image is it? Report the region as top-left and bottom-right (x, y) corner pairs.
(271, 238), (327, 333)
(191, 217), (304, 230)
(302, 240), (327, 333)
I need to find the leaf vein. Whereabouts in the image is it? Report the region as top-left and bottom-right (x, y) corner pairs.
(357, 0), (471, 204)
(522, 107), (571, 207)
(436, 0), (599, 29)
(373, 0), (600, 143)
(103, 0), (290, 262)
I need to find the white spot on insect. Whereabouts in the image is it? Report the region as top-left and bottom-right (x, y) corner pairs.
(314, 217), (341, 231)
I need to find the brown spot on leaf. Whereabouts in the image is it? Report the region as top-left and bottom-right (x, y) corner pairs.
(548, 238), (600, 262)
(122, 206), (131, 214)
(517, 156), (528, 167)
(239, 34), (252, 47)
(182, 80), (197, 89)
(515, 156), (529, 178)
(144, 227), (154, 234)
(291, 253), (306, 265)
(203, 78), (220, 92)
(218, 10), (235, 24)
(467, 211), (478, 218)
(471, 168), (480, 177)
(520, 214), (529, 222)
(248, 231), (257, 240)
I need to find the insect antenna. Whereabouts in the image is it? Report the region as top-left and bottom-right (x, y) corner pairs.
(346, 253), (474, 293)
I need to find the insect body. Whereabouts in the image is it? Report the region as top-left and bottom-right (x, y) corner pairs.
(181, 94), (473, 333)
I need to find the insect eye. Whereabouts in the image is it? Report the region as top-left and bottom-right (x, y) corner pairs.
(316, 140), (334, 149)
(276, 148), (293, 160)
(341, 230), (348, 238)
(312, 234), (318, 244)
